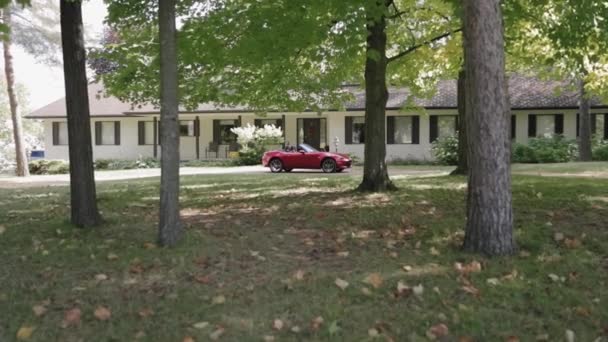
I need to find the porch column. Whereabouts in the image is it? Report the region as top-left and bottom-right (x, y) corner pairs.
(153, 116), (158, 158)
(282, 114), (286, 148)
(195, 116), (200, 160)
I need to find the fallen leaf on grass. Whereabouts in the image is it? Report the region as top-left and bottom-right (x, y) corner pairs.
(368, 328), (380, 337)
(263, 335), (275, 342)
(335, 278), (349, 290)
(461, 285), (479, 296)
(138, 308), (154, 318)
(402, 265), (413, 272)
(32, 305), (47, 317)
(94, 306), (111, 321)
(412, 284), (424, 296)
(209, 327), (225, 340)
(565, 330), (575, 342)
(182, 336), (195, 342)
(0, 225), (6, 235)
(506, 336), (520, 342)
(363, 273), (383, 289)
(95, 274), (108, 281)
(212, 295), (226, 304)
(143, 242), (157, 249)
(194, 275), (212, 284)
(328, 320), (340, 335)
(454, 261), (482, 274)
(16, 326), (34, 340)
(336, 251), (349, 257)
(272, 319), (284, 331)
(426, 323), (449, 340)
(107, 253), (119, 261)
(310, 316), (324, 331)
(293, 269), (306, 281)
(61, 308), (81, 328)
(193, 322), (209, 329)
(553, 232), (565, 242)
(564, 238), (582, 249)
(430, 247), (440, 255)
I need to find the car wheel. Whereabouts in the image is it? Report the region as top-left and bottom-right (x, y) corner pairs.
(321, 158), (337, 173)
(283, 168), (293, 172)
(269, 158), (283, 173)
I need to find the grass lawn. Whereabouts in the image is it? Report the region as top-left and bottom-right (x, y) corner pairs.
(1, 171), (607, 341)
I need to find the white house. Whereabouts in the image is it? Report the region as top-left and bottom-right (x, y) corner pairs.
(26, 75), (608, 161)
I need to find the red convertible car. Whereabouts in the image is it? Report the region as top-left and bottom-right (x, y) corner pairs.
(262, 144), (352, 173)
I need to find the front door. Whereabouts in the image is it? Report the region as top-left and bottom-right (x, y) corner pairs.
(298, 118), (326, 150)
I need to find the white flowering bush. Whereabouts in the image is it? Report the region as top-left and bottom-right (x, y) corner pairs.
(431, 135), (459, 165)
(231, 123), (284, 165)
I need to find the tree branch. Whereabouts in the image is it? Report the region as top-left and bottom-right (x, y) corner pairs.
(387, 28), (462, 63)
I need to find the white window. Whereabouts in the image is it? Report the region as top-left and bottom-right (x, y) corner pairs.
(438, 116), (457, 138)
(55, 122), (68, 145)
(596, 114), (605, 137)
(179, 120), (195, 137)
(256, 119), (282, 128)
(393, 116), (413, 144)
(100, 122), (115, 145)
(537, 115), (555, 137)
(352, 117), (365, 144)
(95, 121), (119, 145)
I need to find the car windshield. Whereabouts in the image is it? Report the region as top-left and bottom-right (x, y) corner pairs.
(298, 143), (318, 152)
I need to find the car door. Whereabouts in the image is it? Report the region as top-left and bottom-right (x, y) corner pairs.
(300, 151), (323, 169)
(281, 151), (303, 169)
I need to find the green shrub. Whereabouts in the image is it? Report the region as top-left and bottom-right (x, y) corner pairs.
(592, 141), (608, 161)
(387, 158), (436, 166)
(234, 149), (264, 166)
(29, 160), (70, 175)
(181, 159), (237, 167)
(512, 135), (577, 163)
(431, 135), (459, 165)
(512, 144), (537, 163)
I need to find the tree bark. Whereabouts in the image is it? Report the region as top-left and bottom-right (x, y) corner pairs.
(461, 0), (515, 256)
(2, 9), (29, 177)
(60, 0), (101, 227)
(578, 78), (592, 161)
(158, 0), (182, 246)
(451, 68), (468, 175)
(357, 1), (396, 192)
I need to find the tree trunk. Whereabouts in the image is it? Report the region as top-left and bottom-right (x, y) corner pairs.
(451, 68), (468, 175)
(2, 9), (29, 177)
(461, 0), (515, 256)
(60, 0), (101, 227)
(578, 78), (592, 161)
(357, 1), (395, 192)
(157, 0), (182, 246)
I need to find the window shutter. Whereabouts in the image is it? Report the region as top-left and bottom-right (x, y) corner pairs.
(576, 114), (580, 137)
(604, 114), (608, 140)
(555, 114), (564, 134)
(157, 120), (162, 145)
(345, 116), (353, 144)
(52, 122), (59, 145)
(114, 122), (121, 145)
(511, 115), (516, 139)
(254, 119), (261, 128)
(194, 117), (200, 137)
(138, 121), (145, 145)
(429, 115), (438, 142)
(95, 122), (102, 145)
(237, 116), (242, 127)
(412, 116), (420, 144)
(591, 114), (597, 135)
(276, 119), (283, 130)
(213, 120), (220, 143)
(528, 114), (536, 137)
(386, 116), (395, 144)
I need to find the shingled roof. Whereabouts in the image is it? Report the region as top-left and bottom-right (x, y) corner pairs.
(27, 74), (607, 118)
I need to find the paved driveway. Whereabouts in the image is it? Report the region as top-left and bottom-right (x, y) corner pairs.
(0, 165), (450, 189)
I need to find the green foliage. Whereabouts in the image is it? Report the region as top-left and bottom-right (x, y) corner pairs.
(28, 159), (69, 175)
(97, 0), (462, 111)
(512, 135), (578, 163)
(592, 141), (608, 161)
(431, 135), (458, 165)
(233, 149), (263, 166)
(94, 156), (160, 170)
(387, 158), (436, 166)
